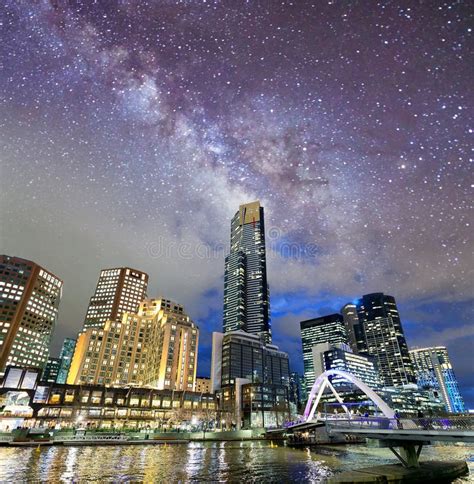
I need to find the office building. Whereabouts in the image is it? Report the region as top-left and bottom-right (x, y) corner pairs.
(56, 338), (76, 384)
(0, 255), (63, 375)
(355, 293), (415, 387)
(69, 298), (198, 391)
(41, 357), (61, 383)
(223, 201), (271, 342)
(211, 330), (290, 428)
(82, 267), (148, 330)
(322, 343), (382, 390)
(211, 331), (290, 390)
(341, 303), (364, 353)
(300, 314), (348, 392)
(410, 346), (465, 413)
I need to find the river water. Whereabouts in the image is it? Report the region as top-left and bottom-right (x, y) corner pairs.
(0, 442), (472, 482)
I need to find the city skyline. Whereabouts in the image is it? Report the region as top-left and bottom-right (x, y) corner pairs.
(1, 1), (472, 409)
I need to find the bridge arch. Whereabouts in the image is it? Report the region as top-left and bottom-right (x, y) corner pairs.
(303, 369), (395, 421)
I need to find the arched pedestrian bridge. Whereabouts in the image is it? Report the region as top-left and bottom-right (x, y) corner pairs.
(284, 369), (474, 468)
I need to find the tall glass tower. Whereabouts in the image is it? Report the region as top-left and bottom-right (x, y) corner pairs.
(356, 293), (416, 387)
(223, 201), (271, 342)
(410, 346), (465, 413)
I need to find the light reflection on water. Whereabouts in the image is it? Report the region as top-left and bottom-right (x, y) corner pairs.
(0, 442), (471, 482)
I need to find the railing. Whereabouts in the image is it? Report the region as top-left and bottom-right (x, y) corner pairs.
(57, 432), (128, 442)
(326, 416), (474, 433)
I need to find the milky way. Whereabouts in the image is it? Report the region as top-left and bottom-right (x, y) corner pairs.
(1, 1), (473, 404)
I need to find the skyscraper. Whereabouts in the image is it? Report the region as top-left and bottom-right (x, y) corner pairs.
(410, 346), (465, 413)
(69, 298), (198, 391)
(223, 201), (271, 342)
(82, 267), (148, 330)
(41, 357), (61, 383)
(356, 293), (415, 387)
(341, 303), (364, 353)
(56, 337), (77, 384)
(0, 255), (63, 375)
(300, 314), (348, 392)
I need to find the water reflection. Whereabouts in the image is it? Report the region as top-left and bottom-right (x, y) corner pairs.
(0, 442), (471, 482)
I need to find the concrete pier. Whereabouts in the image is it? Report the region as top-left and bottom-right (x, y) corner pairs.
(329, 460), (468, 483)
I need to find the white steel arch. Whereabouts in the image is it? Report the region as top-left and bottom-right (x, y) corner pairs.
(303, 369), (395, 421)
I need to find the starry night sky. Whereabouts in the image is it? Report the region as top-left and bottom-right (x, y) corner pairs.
(1, 2), (473, 406)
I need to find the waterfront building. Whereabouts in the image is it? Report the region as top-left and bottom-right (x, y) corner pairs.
(82, 267), (148, 330)
(69, 298), (198, 391)
(409, 346), (465, 413)
(223, 201), (271, 343)
(56, 338), (76, 384)
(41, 357), (61, 383)
(300, 314), (348, 392)
(355, 293), (415, 387)
(0, 367), (216, 431)
(0, 255), (63, 375)
(195, 377), (212, 394)
(211, 331), (290, 428)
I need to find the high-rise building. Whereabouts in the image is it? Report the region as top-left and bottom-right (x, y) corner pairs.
(341, 303), (364, 353)
(142, 298), (198, 391)
(223, 201), (271, 343)
(56, 338), (76, 384)
(41, 357), (61, 383)
(211, 330), (290, 429)
(322, 344), (382, 390)
(300, 314), (348, 392)
(289, 372), (307, 411)
(355, 293), (415, 387)
(69, 298), (198, 391)
(82, 267), (148, 330)
(212, 331), (290, 390)
(409, 346), (465, 413)
(0, 255), (63, 375)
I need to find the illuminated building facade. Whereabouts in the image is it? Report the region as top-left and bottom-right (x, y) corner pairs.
(300, 314), (348, 392)
(82, 267), (148, 330)
(341, 303), (365, 353)
(212, 331), (290, 389)
(1, 367), (216, 431)
(56, 338), (76, 384)
(41, 357), (61, 383)
(355, 293), (415, 386)
(289, 372), (307, 411)
(0, 255), (63, 375)
(322, 344), (382, 390)
(223, 201), (271, 343)
(211, 331), (290, 428)
(195, 377), (212, 394)
(410, 346), (465, 413)
(69, 298), (198, 391)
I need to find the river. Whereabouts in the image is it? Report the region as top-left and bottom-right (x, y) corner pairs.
(0, 442), (472, 482)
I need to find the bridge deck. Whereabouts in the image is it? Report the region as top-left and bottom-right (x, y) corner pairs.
(326, 417), (474, 443)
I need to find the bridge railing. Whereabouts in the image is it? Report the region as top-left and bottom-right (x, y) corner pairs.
(326, 416), (474, 432)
